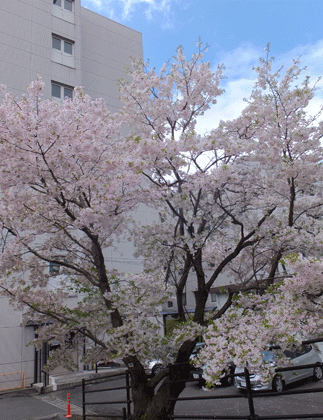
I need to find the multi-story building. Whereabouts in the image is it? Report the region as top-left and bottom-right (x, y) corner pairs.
(0, 0), (142, 109)
(0, 0), (143, 390)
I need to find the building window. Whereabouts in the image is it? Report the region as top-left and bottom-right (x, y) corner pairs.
(49, 256), (68, 275)
(159, 212), (165, 223)
(64, 0), (73, 12)
(49, 261), (61, 275)
(182, 293), (187, 306)
(51, 35), (75, 67)
(167, 301), (173, 308)
(210, 292), (217, 303)
(52, 35), (73, 55)
(53, 0), (73, 11)
(51, 82), (73, 100)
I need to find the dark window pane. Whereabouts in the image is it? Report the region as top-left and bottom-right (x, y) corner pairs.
(52, 36), (61, 50)
(64, 41), (73, 54)
(53, 0), (61, 6)
(49, 261), (60, 275)
(51, 83), (61, 98)
(64, 87), (73, 99)
(64, 0), (73, 11)
(182, 293), (186, 306)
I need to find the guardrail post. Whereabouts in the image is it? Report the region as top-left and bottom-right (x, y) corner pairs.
(40, 370), (49, 388)
(126, 371), (131, 417)
(82, 378), (86, 420)
(244, 367), (256, 420)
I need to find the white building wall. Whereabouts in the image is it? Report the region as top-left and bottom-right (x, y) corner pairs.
(80, 8), (142, 111)
(0, 297), (35, 389)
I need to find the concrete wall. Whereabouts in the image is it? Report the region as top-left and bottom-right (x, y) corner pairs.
(80, 8), (142, 112)
(0, 297), (35, 390)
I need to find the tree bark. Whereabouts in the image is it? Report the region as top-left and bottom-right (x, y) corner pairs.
(124, 340), (196, 420)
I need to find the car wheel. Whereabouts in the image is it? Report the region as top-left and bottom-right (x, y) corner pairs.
(272, 375), (284, 393)
(152, 363), (163, 377)
(198, 378), (206, 387)
(313, 365), (323, 381)
(220, 366), (235, 387)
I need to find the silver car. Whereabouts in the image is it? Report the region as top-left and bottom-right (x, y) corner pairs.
(144, 359), (164, 376)
(234, 344), (323, 392)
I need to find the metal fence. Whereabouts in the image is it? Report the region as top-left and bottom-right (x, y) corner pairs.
(82, 371), (132, 420)
(82, 354), (323, 419)
(169, 362), (323, 419)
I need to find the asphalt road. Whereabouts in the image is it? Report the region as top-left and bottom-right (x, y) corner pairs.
(174, 379), (323, 419)
(2, 375), (323, 419)
(58, 374), (323, 419)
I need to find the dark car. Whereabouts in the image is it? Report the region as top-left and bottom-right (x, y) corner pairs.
(190, 361), (235, 387)
(189, 342), (235, 387)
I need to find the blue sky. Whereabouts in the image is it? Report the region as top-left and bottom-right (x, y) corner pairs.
(81, 0), (323, 128)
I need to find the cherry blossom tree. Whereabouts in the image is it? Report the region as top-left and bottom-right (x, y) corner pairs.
(118, 45), (323, 414)
(0, 79), (170, 386)
(198, 255), (323, 387)
(0, 45), (323, 420)
(120, 45), (323, 322)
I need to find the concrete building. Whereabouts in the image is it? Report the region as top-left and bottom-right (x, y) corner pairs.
(0, 0), (143, 390)
(0, 0), (142, 110)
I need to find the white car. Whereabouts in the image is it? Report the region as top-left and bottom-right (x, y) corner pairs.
(234, 344), (323, 392)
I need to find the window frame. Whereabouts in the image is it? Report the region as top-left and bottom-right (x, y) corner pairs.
(210, 292), (217, 303)
(53, 0), (73, 12)
(51, 81), (74, 100)
(52, 34), (74, 56)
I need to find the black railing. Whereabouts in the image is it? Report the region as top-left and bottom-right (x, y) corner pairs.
(82, 371), (132, 419)
(169, 361), (323, 419)
(82, 363), (323, 419)
(81, 339), (323, 419)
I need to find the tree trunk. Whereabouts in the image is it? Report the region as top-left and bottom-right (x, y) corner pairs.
(123, 355), (153, 419)
(124, 340), (196, 420)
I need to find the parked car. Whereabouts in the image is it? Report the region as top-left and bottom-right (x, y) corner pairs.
(190, 361), (236, 387)
(145, 343), (206, 379)
(189, 342), (235, 387)
(144, 349), (177, 377)
(97, 358), (121, 368)
(144, 359), (165, 377)
(234, 344), (323, 392)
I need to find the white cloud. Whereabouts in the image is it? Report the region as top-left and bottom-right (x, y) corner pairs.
(213, 43), (263, 80)
(197, 78), (255, 134)
(196, 40), (323, 134)
(81, 0), (103, 9)
(81, 0), (172, 21)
